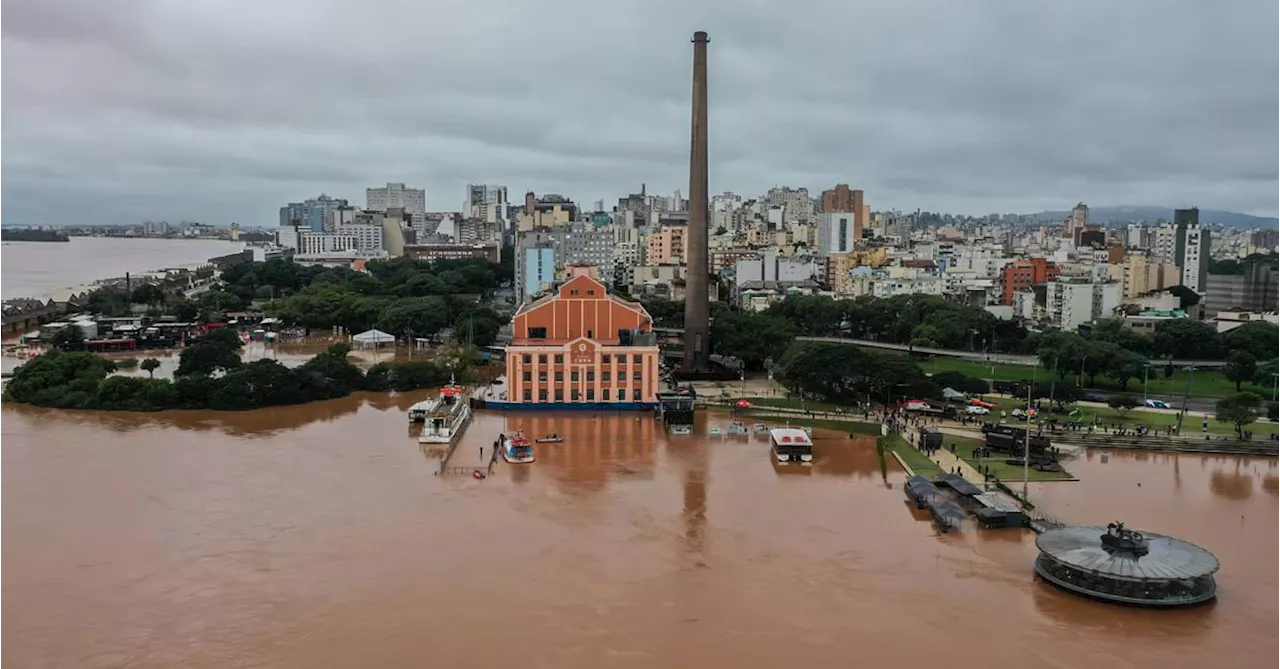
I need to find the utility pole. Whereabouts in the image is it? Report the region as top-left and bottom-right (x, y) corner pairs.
(1024, 363), (1035, 499)
(1143, 363), (1150, 402)
(1175, 365), (1195, 435)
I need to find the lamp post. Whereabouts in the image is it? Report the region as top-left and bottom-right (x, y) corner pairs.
(1143, 363), (1151, 402)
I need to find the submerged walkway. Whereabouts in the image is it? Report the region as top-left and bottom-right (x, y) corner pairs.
(440, 438), (497, 476)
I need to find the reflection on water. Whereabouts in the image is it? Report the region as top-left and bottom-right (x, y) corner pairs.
(2, 401), (1276, 668)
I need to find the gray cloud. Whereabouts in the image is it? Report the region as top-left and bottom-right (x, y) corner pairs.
(3, 0), (1277, 225)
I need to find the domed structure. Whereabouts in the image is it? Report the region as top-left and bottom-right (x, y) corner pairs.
(1034, 522), (1219, 607)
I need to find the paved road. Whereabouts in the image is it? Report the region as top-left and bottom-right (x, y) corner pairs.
(794, 336), (1228, 369)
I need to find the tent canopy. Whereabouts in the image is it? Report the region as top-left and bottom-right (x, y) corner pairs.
(941, 387), (966, 400)
(352, 329), (396, 344)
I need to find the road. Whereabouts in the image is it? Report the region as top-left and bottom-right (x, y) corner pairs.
(793, 336), (1228, 370)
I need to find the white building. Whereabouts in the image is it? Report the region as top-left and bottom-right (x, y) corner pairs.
(1046, 279), (1121, 331)
(334, 223), (384, 252)
(734, 249), (816, 284)
(816, 213), (858, 256)
(1177, 223), (1210, 294)
(367, 182), (426, 215)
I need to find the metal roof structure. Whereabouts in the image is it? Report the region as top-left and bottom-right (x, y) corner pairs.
(1034, 523), (1220, 607)
(1035, 526), (1219, 581)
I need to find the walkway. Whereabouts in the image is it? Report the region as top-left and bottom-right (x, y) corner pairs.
(440, 438), (497, 476)
(906, 426), (985, 486)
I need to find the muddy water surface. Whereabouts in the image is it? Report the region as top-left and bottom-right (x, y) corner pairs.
(2, 401), (1275, 668)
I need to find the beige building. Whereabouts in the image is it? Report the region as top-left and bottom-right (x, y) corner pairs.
(646, 223), (688, 265)
(517, 204), (573, 232)
(1108, 254), (1182, 298)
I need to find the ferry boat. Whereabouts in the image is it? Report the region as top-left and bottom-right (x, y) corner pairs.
(770, 427), (814, 465)
(415, 380), (472, 445)
(500, 432), (535, 463)
(727, 421), (749, 437)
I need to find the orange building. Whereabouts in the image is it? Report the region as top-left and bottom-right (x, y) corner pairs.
(1001, 257), (1060, 305)
(503, 274), (661, 409)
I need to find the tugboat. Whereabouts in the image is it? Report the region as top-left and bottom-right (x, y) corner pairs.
(500, 431), (535, 464)
(414, 377), (472, 445)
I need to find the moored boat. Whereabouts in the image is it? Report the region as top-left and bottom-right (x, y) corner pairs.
(535, 434), (564, 444)
(727, 421), (749, 437)
(416, 379), (472, 445)
(501, 431), (535, 463)
(770, 427), (814, 465)
(668, 424), (693, 435)
(752, 422), (770, 436)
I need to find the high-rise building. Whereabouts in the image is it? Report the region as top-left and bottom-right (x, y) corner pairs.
(366, 183), (426, 215)
(816, 213), (859, 256)
(1000, 258), (1059, 305)
(279, 194), (347, 232)
(1173, 207), (1210, 294)
(1066, 202), (1088, 243)
(820, 184), (856, 212)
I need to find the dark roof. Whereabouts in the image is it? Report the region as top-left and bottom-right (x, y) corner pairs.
(935, 473), (983, 497)
(1035, 526), (1219, 581)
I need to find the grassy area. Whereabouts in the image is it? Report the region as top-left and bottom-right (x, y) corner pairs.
(740, 396), (858, 413)
(941, 434), (1074, 482)
(885, 432), (941, 476)
(918, 355), (1273, 400)
(978, 397), (1278, 438)
(738, 409), (881, 436)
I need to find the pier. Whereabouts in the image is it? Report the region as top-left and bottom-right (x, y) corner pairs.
(439, 436), (497, 476)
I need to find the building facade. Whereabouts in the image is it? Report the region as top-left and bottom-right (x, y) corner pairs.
(816, 213), (859, 256)
(366, 183), (426, 215)
(1000, 258), (1059, 305)
(504, 275), (661, 409)
(1174, 209), (1210, 294)
(647, 223), (689, 265)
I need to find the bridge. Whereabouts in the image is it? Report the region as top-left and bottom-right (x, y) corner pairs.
(793, 336), (1227, 370)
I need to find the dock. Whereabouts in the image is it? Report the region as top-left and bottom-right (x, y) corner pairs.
(438, 436), (497, 476)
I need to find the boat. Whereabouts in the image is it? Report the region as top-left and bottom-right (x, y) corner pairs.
(709, 427), (724, 437)
(500, 431), (535, 463)
(415, 379), (472, 445)
(534, 434), (564, 444)
(727, 421), (749, 437)
(753, 423), (770, 436)
(668, 424), (693, 435)
(770, 427), (814, 466)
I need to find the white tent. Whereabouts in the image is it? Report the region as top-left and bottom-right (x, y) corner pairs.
(941, 387), (966, 401)
(352, 329), (396, 349)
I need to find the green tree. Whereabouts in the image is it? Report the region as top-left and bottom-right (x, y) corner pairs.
(168, 298), (200, 322)
(130, 283), (166, 307)
(140, 357), (162, 378)
(1215, 392), (1262, 439)
(175, 339), (242, 377)
(4, 350), (115, 408)
(1036, 330), (1087, 380)
(1224, 350), (1258, 392)
(45, 324), (85, 350)
(1106, 348), (1149, 391)
(376, 296), (449, 339)
(1152, 319), (1222, 360)
(710, 311), (796, 370)
(1107, 393), (1140, 414)
(1089, 318), (1152, 357)
(1222, 321), (1279, 361)
(767, 295), (847, 337)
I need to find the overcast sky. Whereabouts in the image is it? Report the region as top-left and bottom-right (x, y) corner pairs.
(3, 0), (1277, 226)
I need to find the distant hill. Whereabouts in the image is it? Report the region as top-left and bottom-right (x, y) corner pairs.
(1030, 206), (1278, 229)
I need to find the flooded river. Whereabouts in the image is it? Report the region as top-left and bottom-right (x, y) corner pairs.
(2, 401), (1276, 668)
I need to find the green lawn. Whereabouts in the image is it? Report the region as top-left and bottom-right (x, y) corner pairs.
(740, 396), (857, 413)
(885, 432), (941, 476)
(918, 355), (1273, 400)
(941, 434), (1074, 482)
(977, 397), (1278, 438)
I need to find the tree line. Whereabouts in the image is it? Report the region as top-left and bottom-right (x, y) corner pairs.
(6, 329), (475, 412)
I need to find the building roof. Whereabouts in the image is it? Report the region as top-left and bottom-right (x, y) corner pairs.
(1035, 525), (1219, 581)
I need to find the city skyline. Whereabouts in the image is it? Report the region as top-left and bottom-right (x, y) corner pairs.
(3, 0), (1277, 227)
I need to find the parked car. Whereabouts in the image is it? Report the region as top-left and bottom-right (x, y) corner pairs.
(965, 405), (990, 415)
(1144, 399), (1171, 409)
(1083, 392), (1107, 403)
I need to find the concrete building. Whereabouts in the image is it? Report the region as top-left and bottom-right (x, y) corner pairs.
(820, 184), (863, 214)
(1202, 261), (1280, 314)
(504, 274), (661, 408)
(467, 184), (509, 225)
(521, 244), (557, 298)
(1000, 258), (1059, 305)
(734, 249), (816, 285)
(816, 213), (859, 256)
(366, 183), (426, 215)
(1108, 254), (1181, 298)
(403, 243), (500, 263)
(1173, 208), (1210, 294)
(279, 195), (348, 232)
(1065, 202), (1088, 243)
(1046, 278), (1121, 331)
(647, 223), (689, 265)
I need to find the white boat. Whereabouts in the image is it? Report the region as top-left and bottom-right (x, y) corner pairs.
(709, 427), (725, 437)
(668, 424), (693, 435)
(727, 421), (749, 436)
(752, 423), (770, 436)
(416, 381), (472, 445)
(500, 431), (535, 463)
(770, 427), (814, 466)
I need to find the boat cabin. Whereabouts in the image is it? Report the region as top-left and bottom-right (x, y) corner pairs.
(769, 427), (813, 464)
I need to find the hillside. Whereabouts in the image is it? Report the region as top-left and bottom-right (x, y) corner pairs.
(1030, 206), (1277, 229)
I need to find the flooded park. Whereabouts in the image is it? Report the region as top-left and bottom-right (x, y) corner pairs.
(2, 396), (1276, 668)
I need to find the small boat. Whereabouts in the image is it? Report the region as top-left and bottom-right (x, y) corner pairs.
(501, 431), (535, 464)
(668, 424), (693, 435)
(753, 423), (770, 436)
(727, 421), (749, 437)
(535, 435), (564, 444)
(709, 427), (725, 437)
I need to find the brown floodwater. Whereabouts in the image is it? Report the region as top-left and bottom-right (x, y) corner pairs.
(2, 400), (1276, 668)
